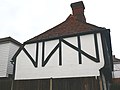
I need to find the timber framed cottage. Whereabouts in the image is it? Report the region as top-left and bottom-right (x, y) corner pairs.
(12, 1), (113, 90)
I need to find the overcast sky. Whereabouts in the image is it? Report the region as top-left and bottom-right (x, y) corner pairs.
(0, 0), (120, 58)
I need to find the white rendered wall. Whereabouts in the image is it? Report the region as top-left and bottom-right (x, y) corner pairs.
(15, 33), (105, 80)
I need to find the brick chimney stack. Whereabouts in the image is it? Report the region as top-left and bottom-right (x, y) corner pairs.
(71, 1), (86, 23)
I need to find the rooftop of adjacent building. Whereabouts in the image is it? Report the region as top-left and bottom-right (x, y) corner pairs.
(113, 55), (120, 64)
(0, 37), (21, 46)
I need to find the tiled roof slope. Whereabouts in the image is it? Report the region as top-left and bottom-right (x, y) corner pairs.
(26, 15), (104, 44)
(25, 1), (105, 44)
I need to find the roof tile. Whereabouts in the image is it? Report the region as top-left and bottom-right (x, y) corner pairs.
(26, 15), (104, 44)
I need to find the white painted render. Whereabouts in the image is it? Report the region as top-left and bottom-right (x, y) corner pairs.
(15, 33), (105, 80)
(63, 37), (78, 65)
(0, 42), (19, 77)
(44, 40), (59, 67)
(81, 34), (96, 58)
(25, 43), (36, 61)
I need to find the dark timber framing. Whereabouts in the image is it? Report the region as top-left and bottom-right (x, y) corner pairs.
(12, 29), (112, 79)
(42, 41), (45, 67)
(23, 43), (39, 67)
(42, 43), (59, 67)
(59, 38), (62, 66)
(77, 36), (82, 64)
(94, 33), (100, 62)
(12, 43), (39, 68)
(24, 29), (105, 44)
(100, 30), (113, 81)
(12, 45), (24, 79)
(16, 33), (100, 67)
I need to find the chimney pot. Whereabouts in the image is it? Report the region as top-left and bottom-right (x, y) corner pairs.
(71, 1), (85, 10)
(71, 1), (86, 23)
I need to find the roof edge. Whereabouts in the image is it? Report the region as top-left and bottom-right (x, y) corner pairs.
(0, 37), (21, 46)
(25, 29), (107, 44)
